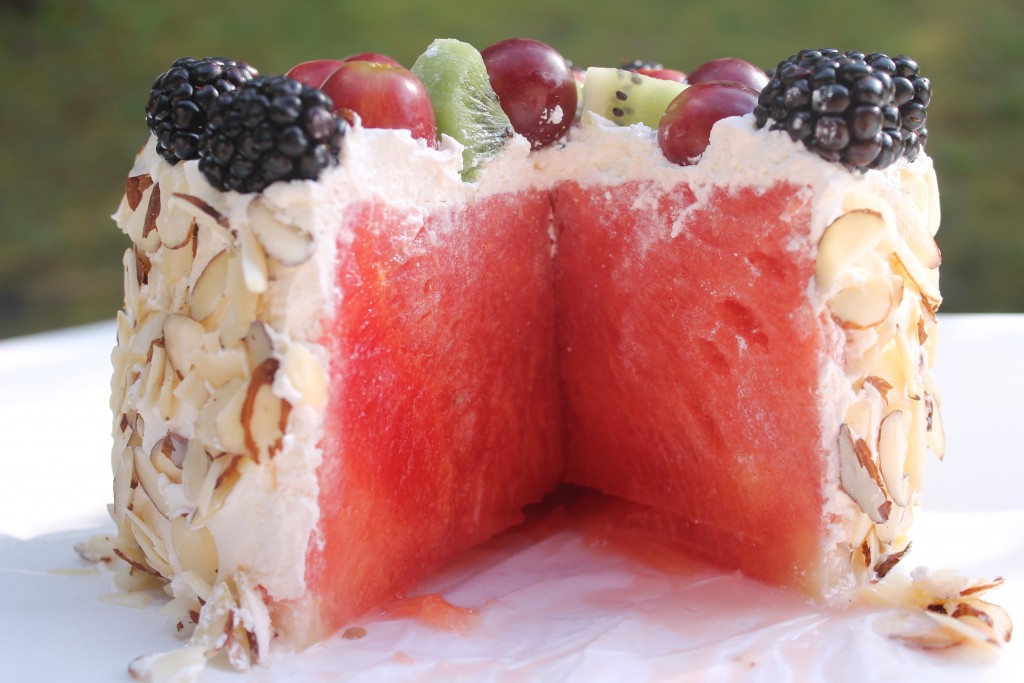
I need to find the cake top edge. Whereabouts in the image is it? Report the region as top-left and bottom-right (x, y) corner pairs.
(139, 41), (932, 196)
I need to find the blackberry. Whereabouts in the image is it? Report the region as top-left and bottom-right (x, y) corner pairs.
(146, 57), (258, 164)
(754, 49), (931, 170)
(198, 76), (345, 194)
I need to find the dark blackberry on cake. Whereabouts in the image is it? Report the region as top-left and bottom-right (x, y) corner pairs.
(197, 75), (346, 194)
(146, 57), (258, 164)
(754, 49), (930, 170)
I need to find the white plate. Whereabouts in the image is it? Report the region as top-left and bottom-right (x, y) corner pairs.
(1, 316), (1022, 682)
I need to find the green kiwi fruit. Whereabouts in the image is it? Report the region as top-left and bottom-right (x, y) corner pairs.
(412, 39), (514, 181)
(581, 67), (688, 128)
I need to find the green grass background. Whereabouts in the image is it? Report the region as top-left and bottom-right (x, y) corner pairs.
(1, 0), (1022, 338)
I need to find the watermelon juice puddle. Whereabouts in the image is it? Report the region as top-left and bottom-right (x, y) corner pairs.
(318, 485), (853, 676)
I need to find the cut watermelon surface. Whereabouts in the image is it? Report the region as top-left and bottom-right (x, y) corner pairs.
(298, 177), (847, 631)
(309, 192), (565, 637)
(554, 180), (828, 592)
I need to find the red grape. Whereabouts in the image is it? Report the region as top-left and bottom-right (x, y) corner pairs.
(481, 38), (577, 149)
(286, 54), (403, 89)
(342, 52), (403, 68)
(687, 57), (768, 91)
(320, 61), (436, 144)
(285, 60), (346, 88)
(636, 67), (687, 83)
(657, 81), (759, 166)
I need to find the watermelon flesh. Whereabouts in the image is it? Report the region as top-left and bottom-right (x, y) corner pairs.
(309, 191), (565, 637)
(553, 180), (830, 593)
(302, 178), (833, 636)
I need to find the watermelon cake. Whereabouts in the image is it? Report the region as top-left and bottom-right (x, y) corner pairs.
(98, 39), (1007, 675)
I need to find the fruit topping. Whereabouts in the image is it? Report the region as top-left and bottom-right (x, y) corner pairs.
(285, 60), (347, 88)
(657, 81), (759, 165)
(581, 67), (687, 128)
(481, 38), (577, 149)
(197, 76), (345, 193)
(287, 54), (404, 89)
(620, 59), (687, 83)
(321, 61), (437, 143)
(341, 52), (403, 68)
(754, 49), (930, 170)
(686, 57), (769, 91)
(412, 39), (514, 181)
(146, 57), (258, 164)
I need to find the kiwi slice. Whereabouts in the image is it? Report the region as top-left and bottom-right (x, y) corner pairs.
(581, 67), (688, 128)
(412, 39), (513, 181)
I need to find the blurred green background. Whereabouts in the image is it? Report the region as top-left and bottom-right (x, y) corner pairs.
(1, 0), (1022, 338)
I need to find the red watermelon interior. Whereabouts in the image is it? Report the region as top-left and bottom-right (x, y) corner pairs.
(307, 179), (829, 637)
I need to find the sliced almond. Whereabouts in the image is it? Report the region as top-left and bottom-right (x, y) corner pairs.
(838, 424), (891, 524)
(241, 358), (291, 460)
(160, 596), (202, 632)
(156, 212), (195, 251)
(142, 342), (168, 407)
(864, 375), (894, 403)
(922, 602), (1013, 649)
(815, 210), (890, 291)
(192, 454), (240, 527)
(143, 182), (161, 239)
(128, 645), (209, 683)
(217, 256), (259, 345)
(925, 392), (946, 460)
(126, 174), (154, 211)
(112, 445), (134, 530)
(925, 167), (941, 237)
(190, 249), (230, 322)
(214, 381), (249, 455)
(123, 249), (141, 321)
(283, 343), (328, 408)
(878, 410), (910, 507)
(151, 433), (187, 484)
(873, 498), (906, 545)
(243, 322), (275, 368)
(193, 346), (248, 390)
(238, 221), (269, 294)
(133, 445), (172, 518)
(129, 311), (168, 362)
(125, 494), (173, 577)
(873, 542), (911, 580)
(159, 357), (179, 422)
(908, 234), (941, 271)
(182, 439), (212, 505)
(178, 569), (214, 603)
(75, 535), (117, 564)
(158, 226), (197, 283)
(163, 313), (205, 379)
(171, 192), (232, 236)
(892, 243), (942, 309)
(195, 378), (246, 455)
(170, 372), (206, 433)
(134, 246), (152, 287)
(844, 400), (874, 444)
(112, 544), (160, 578)
(235, 572), (272, 664)
(904, 395), (929, 494)
(828, 274), (895, 329)
(871, 339), (909, 408)
(248, 197), (315, 266)
(841, 192), (897, 229)
(170, 515), (219, 586)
